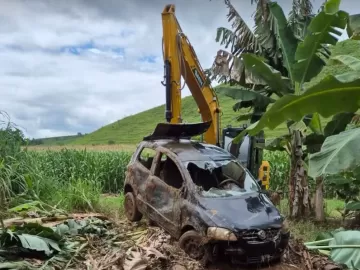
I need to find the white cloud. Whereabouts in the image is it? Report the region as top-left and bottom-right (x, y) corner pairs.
(0, 0), (357, 138)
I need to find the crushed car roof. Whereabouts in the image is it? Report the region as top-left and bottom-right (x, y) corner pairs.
(142, 122), (236, 162)
(149, 139), (234, 162)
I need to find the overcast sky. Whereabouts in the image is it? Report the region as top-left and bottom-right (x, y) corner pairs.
(0, 0), (357, 138)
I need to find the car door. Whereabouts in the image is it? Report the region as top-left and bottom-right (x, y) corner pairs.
(144, 150), (184, 236)
(130, 146), (158, 213)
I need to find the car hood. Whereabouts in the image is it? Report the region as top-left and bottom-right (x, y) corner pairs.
(197, 192), (283, 231)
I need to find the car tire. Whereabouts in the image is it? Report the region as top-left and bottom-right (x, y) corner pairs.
(178, 230), (206, 261)
(124, 192), (142, 222)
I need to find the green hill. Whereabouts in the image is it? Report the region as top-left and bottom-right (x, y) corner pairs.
(41, 39), (359, 146)
(28, 134), (84, 146)
(71, 92), (246, 145)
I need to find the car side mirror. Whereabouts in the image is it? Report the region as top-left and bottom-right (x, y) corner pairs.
(257, 179), (262, 187)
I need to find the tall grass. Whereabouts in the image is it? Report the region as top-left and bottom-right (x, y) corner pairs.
(1, 112), (131, 212)
(2, 145), (132, 212)
(25, 149), (131, 194)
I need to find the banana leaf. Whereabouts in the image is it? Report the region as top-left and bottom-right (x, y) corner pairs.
(324, 112), (355, 137)
(330, 230), (360, 269)
(269, 2), (298, 82)
(293, 0), (348, 84)
(0, 231), (61, 257)
(241, 54), (292, 95)
(305, 229), (360, 269)
(347, 14), (360, 40)
(233, 70), (360, 141)
(308, 128), (360, 178)
(217, 86), (274, 110)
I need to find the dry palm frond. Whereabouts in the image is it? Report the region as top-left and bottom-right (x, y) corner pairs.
(216, 0), (262, 56)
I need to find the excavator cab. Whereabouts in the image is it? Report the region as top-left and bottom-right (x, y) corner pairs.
(222, 125), (269, 189)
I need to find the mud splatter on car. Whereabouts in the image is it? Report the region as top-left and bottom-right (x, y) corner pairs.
(123, 137), (290, 266)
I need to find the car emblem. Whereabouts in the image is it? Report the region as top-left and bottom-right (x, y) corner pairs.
(257, 230), (266, 240)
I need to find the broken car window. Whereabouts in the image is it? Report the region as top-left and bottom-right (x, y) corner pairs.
(154, 153), (183, 189)
(138, 147), (157, 170)
(187, 159), (259, 197)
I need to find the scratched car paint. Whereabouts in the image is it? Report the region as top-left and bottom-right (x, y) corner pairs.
(123, 138), (290, 265)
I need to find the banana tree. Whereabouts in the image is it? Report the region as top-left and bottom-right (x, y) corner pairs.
(308, 126), (360, 223)
(207, 0), (317, 136)
(230, 0), (357, 220)
(208, 0), (315, 83)
(347, 14), (360, 39)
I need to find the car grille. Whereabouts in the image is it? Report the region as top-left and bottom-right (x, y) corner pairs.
(237, 228), (280, 242)
(238, 254), (279, 265)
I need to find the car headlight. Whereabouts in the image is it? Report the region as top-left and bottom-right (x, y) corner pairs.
(207, 227), (237, 241)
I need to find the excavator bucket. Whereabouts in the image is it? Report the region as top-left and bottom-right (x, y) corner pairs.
(143, 121), (212, 141)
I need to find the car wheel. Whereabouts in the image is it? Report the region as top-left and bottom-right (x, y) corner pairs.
(124, 192), (142, 222)
(179, 230), (205, 261)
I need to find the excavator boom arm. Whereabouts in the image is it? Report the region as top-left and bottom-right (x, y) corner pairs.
(161, 4), (221, 145)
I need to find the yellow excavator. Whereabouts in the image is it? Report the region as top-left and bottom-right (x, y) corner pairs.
(160, 4), (270, 188)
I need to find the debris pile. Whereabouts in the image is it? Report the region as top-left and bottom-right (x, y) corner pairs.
(0, 214), (129, 269)
(0, 213), (347, 270)
(283, 238), (343, 270)
(123, 226), (203, 270)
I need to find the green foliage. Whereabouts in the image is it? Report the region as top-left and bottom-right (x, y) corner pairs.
(323, 112), (355, 137)
(228, 1), (360, 163)
(24, 149), (132, 195)
(293, 0), (348, 85)
(269, 2), (298, 82)
(0, 216), (116, 269)
(70, 91), (246, 145)
(306, 229), (360, 269)
(347, 14), (360, 39)
(28, 135), (83, 146)
(0, 112), (25, 161)
(0, 222), (63, 258)
(233, 0), (357, 139)
(243, 70), (360, 137)
(1, 148), (131, 212)
(0, 112), (27, 219)
(216, 86), (274, 111)
(309, 128), (360, 178)
(325, 168), (360, 208)
(57, 178), (103, 211)
(329, 231), (360, 269)
(263, 150), (289, 192)
(241, 54), (292, 95)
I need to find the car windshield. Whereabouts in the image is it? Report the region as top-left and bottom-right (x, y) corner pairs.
(186, 159), (260, 198)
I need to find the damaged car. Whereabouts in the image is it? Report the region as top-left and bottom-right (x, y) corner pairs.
(123, 123), (290, 265)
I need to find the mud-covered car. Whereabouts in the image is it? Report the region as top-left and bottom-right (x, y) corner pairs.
(123, 123), (290, 265)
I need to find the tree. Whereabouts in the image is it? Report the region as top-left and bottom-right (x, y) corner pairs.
(208, 0), (314, 219)
(207, 0), (314, 123)
(307, 124), (360, 224)
(211, 0), (360, 220)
